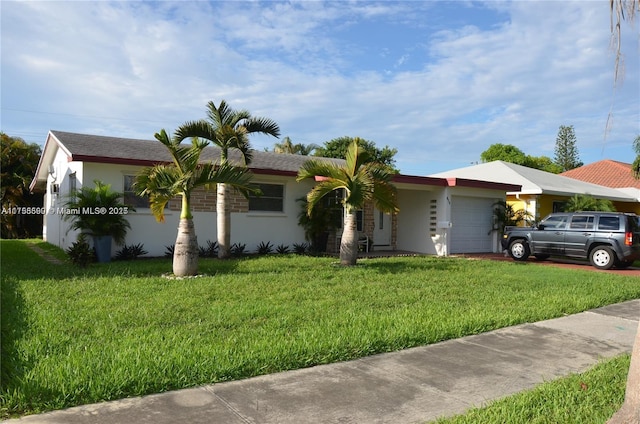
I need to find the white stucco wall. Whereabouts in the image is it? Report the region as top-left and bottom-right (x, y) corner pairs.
(43, 150), (84, 250)
(395, 185), (506, 255)
(395, 189), (440, 254)
(43, 161), (316, 257)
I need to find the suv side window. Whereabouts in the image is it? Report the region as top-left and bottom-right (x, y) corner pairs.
(598, 216), (620, 231)
(540, 215), (568, 230)
(569, 215), (594, 230)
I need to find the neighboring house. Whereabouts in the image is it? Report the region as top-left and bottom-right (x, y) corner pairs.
(430, 160), (639, 222)
(561, 160), (640, 214)
(30, 131), (520, 257)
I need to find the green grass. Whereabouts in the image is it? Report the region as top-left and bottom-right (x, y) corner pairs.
(434, 354), (630, 424)
(2, 239), (638, 418)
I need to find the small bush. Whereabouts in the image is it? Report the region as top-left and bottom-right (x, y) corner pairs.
(256, 241), (274, 255)
(231, 243), (246, 257)
(276, 244), (290, 254)
(115, 243), (148, 261)
(199, 240), (217, 258)
(66, 235), (94, 267)
(293, 242), (308, 255)
(165, 244), (175, 258)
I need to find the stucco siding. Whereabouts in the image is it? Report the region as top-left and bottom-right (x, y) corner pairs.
(396, 190), (438, 254)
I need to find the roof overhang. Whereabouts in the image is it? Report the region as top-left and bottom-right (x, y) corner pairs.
(445, 177), (521, 192)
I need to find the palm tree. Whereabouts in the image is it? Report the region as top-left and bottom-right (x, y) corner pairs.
(274, 136), (318, 155)
(492, 201), (533, 234)
(63, 180), (132, 262)
(134, 129), (257, 276)
(175, 100), (280, 259)
(297, 139), (399, 266)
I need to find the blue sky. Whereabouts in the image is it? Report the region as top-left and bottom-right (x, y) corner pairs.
(1, 1), (638, 175)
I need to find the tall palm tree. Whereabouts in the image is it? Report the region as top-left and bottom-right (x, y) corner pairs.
(297, 139), (399, 266)
(176, 100), (280, 258)
(134, 129), (257, 276)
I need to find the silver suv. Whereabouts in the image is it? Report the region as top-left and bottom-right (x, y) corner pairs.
(502, 212), (640, 270)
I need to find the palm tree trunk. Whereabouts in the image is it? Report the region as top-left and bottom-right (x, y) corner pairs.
(607, 326), (640, 424)
(217, 183), (231, 259)
(173, 218), (198, 276)
(340, 209), (358, 266)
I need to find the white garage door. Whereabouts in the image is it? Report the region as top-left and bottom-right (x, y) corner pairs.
(450, 196), (494, 253)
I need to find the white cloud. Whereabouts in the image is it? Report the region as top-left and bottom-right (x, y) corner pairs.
(1, 1), (637, 175)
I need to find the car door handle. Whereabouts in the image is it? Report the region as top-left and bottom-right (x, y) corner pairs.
(582, 232), (592, 236)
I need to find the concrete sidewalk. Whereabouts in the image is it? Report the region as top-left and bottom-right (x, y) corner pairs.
(6, 300), (639, 424)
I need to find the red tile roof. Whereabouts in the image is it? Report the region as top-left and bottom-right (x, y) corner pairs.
(561, 159), (640, 188)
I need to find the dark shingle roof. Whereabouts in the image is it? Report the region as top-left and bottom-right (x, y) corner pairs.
(50, 130), (344, 174)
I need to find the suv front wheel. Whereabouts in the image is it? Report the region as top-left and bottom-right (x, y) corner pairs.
(589, 246), (616, 270)
(508, 239), (530, 261)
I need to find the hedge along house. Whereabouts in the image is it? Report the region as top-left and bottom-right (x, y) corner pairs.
(431, 160), (639, 222)
(30, 131), (520, 258)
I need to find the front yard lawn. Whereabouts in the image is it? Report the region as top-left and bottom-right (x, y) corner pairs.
(2, 240), (638, 418)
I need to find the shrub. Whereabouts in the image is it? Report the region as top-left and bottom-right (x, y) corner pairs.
(165, 244), (175, 258)
(199, 240), (218, 258)
(276, 244), (290, 254)
(66, 235), (94, 267)
(256, 241), (274, 255)
(292, 242), (308, 255)
(115, 243), (148, 261)
(231, 243), (246, 257)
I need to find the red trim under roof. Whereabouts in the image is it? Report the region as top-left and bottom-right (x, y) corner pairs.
(392, 174), (447, 186)
(70, 155), (521, 191)
(70, 155), (164, 167)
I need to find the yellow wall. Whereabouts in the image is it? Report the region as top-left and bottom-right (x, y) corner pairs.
(612, 201), (640, 214)
(508, 194), (640, 222)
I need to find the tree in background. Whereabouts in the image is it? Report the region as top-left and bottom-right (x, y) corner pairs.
(553, 125), (583, 172)
(480, 143), (563, 173)
(525, 155), (563, 174)
(1, 133), (43, 238)
(273, 136), (318, 155)
(480, 143), (529, 165)
(314, 136), (398, 172)
(563, 194), (616, 212)
(175, 100), (280, 259)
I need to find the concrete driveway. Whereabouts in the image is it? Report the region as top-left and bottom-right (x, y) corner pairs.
(459, 253), (640, 277)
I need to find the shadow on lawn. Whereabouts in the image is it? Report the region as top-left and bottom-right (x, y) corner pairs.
(360, 256), (467, 274)
(0, 276), (29, 414)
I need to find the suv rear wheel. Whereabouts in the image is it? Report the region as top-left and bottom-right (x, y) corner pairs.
(508, 239), (530, 261)
(589, 246), (616, 270)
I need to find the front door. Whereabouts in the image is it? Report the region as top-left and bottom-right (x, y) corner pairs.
(373, 209), (391, 247)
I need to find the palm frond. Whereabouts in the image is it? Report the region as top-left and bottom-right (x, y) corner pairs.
(199, 162), (261, 198)
(296, 160), (344, 182)
(243, 117), (281, 138)
(175, 120), (218, 146)
(134, 166), (181, 222)
(305, 180), (344, 215)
